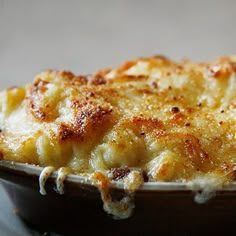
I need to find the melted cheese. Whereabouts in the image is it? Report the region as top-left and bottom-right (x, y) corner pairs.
(56, 167), (71, 195)
(39, 166), (55, 195)
(189, 173), (228, 204)
(89, 172), (135, 219)
(123, 170), (144, 192)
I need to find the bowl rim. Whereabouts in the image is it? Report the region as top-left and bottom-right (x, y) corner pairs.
(1, 160), (236, 192)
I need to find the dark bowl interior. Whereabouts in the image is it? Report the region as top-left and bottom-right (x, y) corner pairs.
(0, 161), (236, 235)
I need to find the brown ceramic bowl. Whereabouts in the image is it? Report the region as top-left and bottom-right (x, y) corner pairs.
(0, 160), (236, 235)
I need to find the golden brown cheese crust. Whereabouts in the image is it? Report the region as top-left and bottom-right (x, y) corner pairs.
(0, 56), (236, 183)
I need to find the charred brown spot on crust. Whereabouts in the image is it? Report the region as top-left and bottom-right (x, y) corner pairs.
(232, 62), (236, 73)
(95, 68), (113, 78)
(110, 167), (131, 181)
(206, 60), (236, 79)
(132, 116), (164, 131)
(90, 75), (106, 85)
(136, 88), (154, 95)
(184, 122), (191, 127)
(59, 105), (113, 142)
(171, 107), (180, 113)
(29, 76), (67, 122)
(151, 55), (173, 67)
(77, 75), (89, 84)
(87, 92), (95, 97)
(76, 106), (113, 127)
(142, 170), (149, 182)
(33, 79), (49, 90)
(40, 71), (88, 86)
(76, 110), (93, 127)
(151, 81), (158, 88)
(70, 100), (85, 109)
(68, 75), (89, 85)
(59, 123), (80, 141)
(60, 71), (74, 79)
(207, 66), (222, 78)
(29, 79), (50, 121)
(55, 71), (89, 85)
(169, 112), (186, 126)
(175, 65), (184, 74)
(177, 65), (183, 70)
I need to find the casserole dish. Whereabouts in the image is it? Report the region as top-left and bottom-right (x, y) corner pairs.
(1, 160), (236, 235)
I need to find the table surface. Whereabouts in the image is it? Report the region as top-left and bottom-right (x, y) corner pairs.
(0, 184), (30, 236)
(0, 184), (60, 236)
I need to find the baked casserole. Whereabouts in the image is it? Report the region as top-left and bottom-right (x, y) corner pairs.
(0, 55), (236, 218)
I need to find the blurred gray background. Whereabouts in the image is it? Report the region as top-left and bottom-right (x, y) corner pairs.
(0, 0), (236, 90)
(0, 1), (236, 235)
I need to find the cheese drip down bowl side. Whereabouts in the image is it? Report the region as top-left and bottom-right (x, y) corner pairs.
(0, 161), (236, 235)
